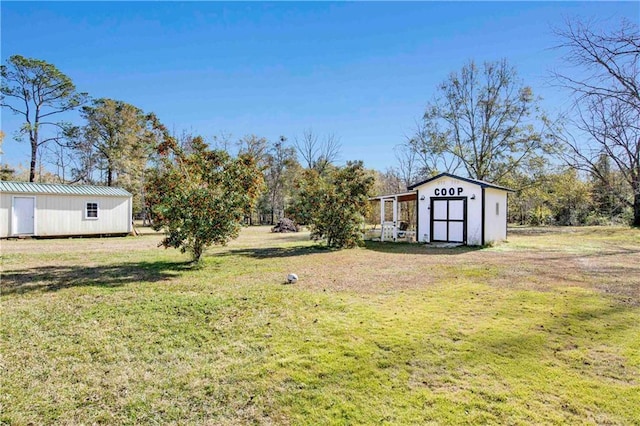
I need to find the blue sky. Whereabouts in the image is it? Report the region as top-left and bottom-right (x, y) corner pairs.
(1, 1), (638, 171)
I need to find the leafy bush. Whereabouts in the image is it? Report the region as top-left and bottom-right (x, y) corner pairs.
(289, 161), (374, 248)
(145, 136), (263, 262)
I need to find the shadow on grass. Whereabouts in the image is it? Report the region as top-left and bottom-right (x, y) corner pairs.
(532, 247), (640, 262)
(364, 241), (483, 255)
(508, 226), (637, 237)
(219, 245), (324, 259)
(221, 242), (484, 259)
(1, 260), (192, 296)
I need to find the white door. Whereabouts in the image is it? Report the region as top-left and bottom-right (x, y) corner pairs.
(430, 197), (466, 243)
(448, 200), (465, 241)
(13, 197), (35, 235)
(432, 200), (449, 241)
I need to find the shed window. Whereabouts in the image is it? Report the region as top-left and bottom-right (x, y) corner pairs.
(86, 202), (99, 219)
(495, 202), (500, 216)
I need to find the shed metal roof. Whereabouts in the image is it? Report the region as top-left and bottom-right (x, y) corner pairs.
(0, 181), (131, 197)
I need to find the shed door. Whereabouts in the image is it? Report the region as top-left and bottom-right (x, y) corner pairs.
(13, 197), (35, 235)
(431, 197), (466, 243)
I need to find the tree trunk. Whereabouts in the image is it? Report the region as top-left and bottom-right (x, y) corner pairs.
(30, 143), (37, 182)
(633, 191), (640, 227)
(192, 241), (203, 262)
(29, 133), (38, 182)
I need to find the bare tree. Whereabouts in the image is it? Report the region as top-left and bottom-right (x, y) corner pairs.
(294, 128), (319, 169)
(43, 141), (83, 183)
(263, 136), (298, 223)
(393, 143), (418, 189)
(211, 131), (234, 153)
(553, 18), (640, 226)
(237, 134), (269, 168)
(415, 59), (551, 182)
(294, 128), (341, 174)
(404, 119), (461, 178)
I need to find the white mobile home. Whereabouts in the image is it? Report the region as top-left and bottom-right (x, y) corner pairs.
(371, 173), (513, 246)
(0, 181), (132, 238)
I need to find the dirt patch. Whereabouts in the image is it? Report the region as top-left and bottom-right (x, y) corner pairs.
(2, 226), (639, 304)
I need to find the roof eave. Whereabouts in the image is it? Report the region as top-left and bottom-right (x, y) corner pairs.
(408, 172), (514, 192)
(369, 190), (417, 201)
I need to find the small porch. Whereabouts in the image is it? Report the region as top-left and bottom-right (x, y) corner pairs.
(368, 191), (418, 242)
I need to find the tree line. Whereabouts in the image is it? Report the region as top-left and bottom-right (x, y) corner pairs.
(1, 16), (638, 249)
(0, 53), (346, 229)
(385, 18), (639, 227)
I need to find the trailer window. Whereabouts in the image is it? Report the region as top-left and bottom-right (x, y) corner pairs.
(86, 202), (99, 219)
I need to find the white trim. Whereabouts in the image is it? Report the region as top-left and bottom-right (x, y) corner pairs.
(369, 191), (417, 201)
(392, 197), (398, 241)
(11, 195), (36, 236)
(127, 196), (132, 233)
(85, 201), (99, 220)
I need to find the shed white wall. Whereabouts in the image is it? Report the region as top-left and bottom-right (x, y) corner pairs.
(415, 177), (484, 245)
(484, 188), (508, 243)
(0, 195), (9, 237)
(0, 192), (132, 237)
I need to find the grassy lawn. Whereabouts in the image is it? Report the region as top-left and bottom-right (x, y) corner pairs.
(1, 226), (639, 424)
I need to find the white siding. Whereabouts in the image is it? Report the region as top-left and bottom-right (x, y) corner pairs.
(1, 192), (131, 237)
(0, 193), (11, 238)
(415, 176), (484, 245)
(484, 187), (508, 243)
(414, 176), (509, 245)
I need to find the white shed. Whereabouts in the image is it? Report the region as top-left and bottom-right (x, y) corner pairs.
(372, 173), (513, 246)
(0, 181), (132, 238)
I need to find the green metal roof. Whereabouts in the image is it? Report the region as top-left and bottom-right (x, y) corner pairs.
(0, 181), (131, 197)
